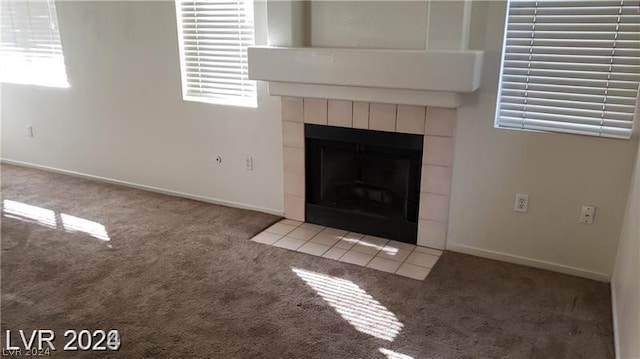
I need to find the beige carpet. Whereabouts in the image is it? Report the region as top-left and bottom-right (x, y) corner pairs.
(1, 164), (614, 358)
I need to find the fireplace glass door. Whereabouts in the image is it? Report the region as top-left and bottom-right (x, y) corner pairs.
(305, 124), (423, 244)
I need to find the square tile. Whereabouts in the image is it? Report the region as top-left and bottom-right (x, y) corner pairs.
(342, 232), (365, 241)
(384, 240), (416, 251)
(417, 219), (446, 250)
(288, 226), (321, 241)
(284, 172), (305, 197)
(304, 98), (328, 125)
(301, 222), (325, 231)
(396, 105), (426, 134)
(339, 250), (375, 266)
(279, 219), (303, 227)
(328, 100), (353, 128)
(297, 241), (331, 256)
(414, 246), (444, 256)
(359, 235), (390, 248)
(396, 263), (431, 280)
(426, 107), (456, 137)
(310, 232), (343, 247)
(321, 227), (348, 237)
(283, 146), (304, 174)
(283, 121), (304, 148)
(251, 231), (282, 245)
(352, 101), (369, 129)
(424, 136), (454, 166)
(333, 237), (359, 250)
(376, 247), (412, 262)
(367, 257), (402, 273)
(282, 97), (303, 123)
(322, 247), (347, 260)
(421, 165), (452, 195)
(273, 236), (307, 251)
(369, 103), (397, 132)
(351, 242), (384, 256)
(405, 251), (440, 268)
(284, 195), (304, 222)
(265, 222), (298, 236)
(419, 193), (450, 222)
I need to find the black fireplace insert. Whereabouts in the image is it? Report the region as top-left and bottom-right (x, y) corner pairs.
(305, 124), (423, 244)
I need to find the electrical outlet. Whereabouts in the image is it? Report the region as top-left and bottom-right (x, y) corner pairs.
(514, 193), (529, 213)
(26, 125), (34, 137)
(245, 155), (253, 171)
(580, 205), (596, 224)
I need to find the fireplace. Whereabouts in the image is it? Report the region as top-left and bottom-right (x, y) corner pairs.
(305, 124), (423, 244)
(280, 98), (455, 250)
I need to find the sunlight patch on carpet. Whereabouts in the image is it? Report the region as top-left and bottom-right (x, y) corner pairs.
(3, 199), (56, 228)
(292, 267), (403, 341)
(3, 199), (111, 243)
(379, 348), (415, 359)
(61, 213), (110, 241)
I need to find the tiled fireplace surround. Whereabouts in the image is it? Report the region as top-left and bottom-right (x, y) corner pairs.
(281, 97), (455, 250)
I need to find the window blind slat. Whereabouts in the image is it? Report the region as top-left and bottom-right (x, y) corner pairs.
(510, 0), (640, 7)
(504, 60), (639, 73)
(501, 89), (637, 106)
(501, 81), (638, 98)
(502, 67), (640, 83)
(499, 116), (632, 139)
(506, 45), (640, 57)
(505, 52), (639, 65)
(508, 14), (640, 23)
(510, 6), (637, 13)
(176, 0), (257, 107)
(506, 38), (639, 48)
(496, 0), (640, 139)
(500, 109), (633, 127)
(506, 30), (640, 41)
(500, 102), (635, 122)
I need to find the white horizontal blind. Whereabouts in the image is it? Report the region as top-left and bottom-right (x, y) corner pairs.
(175, 0), (257, 107)
(0, 0), (68, 87)
(497, 0), (640, 139)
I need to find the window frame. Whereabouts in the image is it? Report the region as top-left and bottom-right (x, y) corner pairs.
(174, 0), (258, 108)
(494, 0), (640, 140)
(0, 0), (70, 88)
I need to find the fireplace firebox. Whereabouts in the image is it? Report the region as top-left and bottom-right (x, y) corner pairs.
(305, 124), (423, 244)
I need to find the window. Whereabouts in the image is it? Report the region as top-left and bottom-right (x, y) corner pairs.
(496, 0), (640, 139)
(175, 0), (257, 107)
(0, 0), (69, 88)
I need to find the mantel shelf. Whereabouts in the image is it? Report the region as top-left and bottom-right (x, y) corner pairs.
(248, 46), (484, 108)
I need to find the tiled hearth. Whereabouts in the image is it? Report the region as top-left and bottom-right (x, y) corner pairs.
(251, 219), (442, 280)
(281, 97), (456, 250)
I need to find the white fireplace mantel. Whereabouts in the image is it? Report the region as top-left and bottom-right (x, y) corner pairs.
(248, 46), (484, 108)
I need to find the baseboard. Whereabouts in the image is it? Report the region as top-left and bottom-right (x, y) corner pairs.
(446, 242), (611, 282)
(610, 280), (621, 359)
(1, 158), (284, 217)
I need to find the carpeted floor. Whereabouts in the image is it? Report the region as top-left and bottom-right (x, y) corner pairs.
(1, 164), (614, 358)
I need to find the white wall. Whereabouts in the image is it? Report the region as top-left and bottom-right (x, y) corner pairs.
(306, 0), (469, 51)
(447, 1), (638, 280)
(612, 139), (639, 358)
(1, 1), (284, 214)
(309, 1), (428, 49)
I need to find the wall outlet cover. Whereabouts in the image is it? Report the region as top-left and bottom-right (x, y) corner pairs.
(580, 205), (596, 224)
(514, 193), (529, 213)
